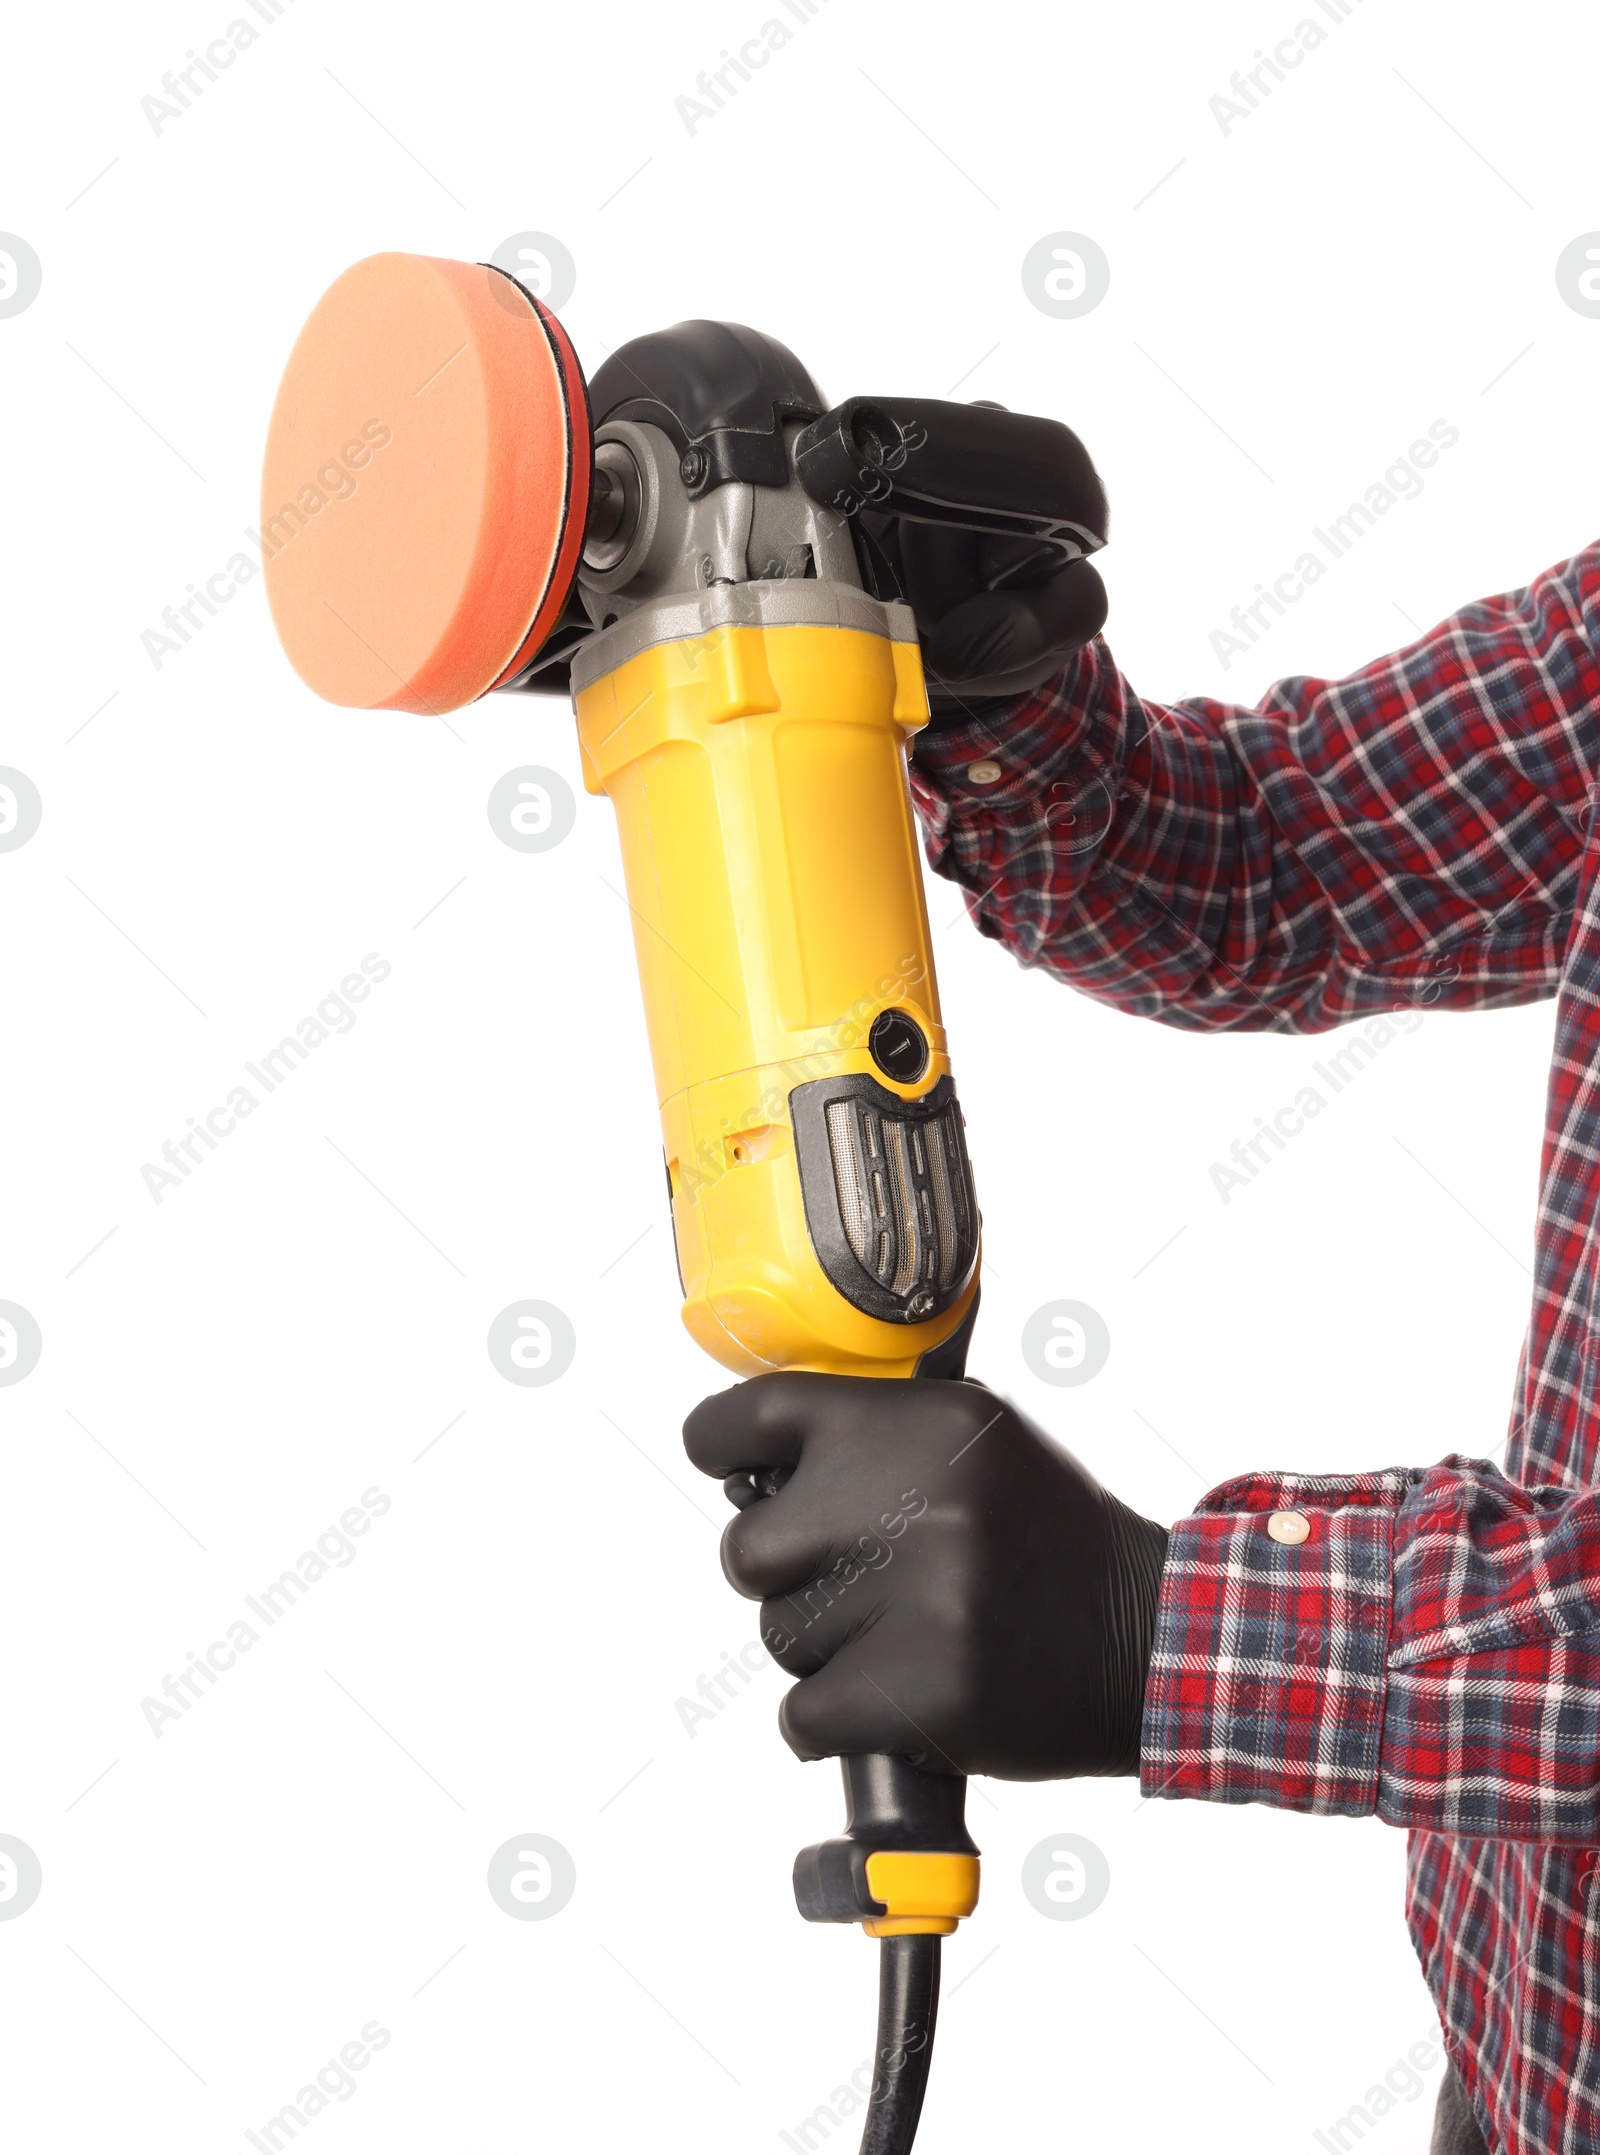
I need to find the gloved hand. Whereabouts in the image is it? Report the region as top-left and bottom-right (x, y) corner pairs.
(682, 1372), (1169, 1781)
(871, 518), (1108, 724)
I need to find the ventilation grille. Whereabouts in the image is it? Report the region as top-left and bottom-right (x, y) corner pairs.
(794, 1074), (978, 1323)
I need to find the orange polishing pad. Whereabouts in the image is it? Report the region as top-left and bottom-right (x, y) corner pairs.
(262, 252), (590, 715)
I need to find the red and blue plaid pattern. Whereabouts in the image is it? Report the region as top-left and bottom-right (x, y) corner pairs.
(909, 544), (1600, 2155)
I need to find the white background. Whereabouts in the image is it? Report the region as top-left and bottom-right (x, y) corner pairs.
(1, 0), (1591, 2148)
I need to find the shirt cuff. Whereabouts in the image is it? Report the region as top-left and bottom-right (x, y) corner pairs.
(906, 641), (1109, 842)
(1139, 1469), (1405, 1814)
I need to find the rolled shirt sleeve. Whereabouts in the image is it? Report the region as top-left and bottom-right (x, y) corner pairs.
(908, 546), (1600, 1032)
(1142, 1459), (1600, 1840)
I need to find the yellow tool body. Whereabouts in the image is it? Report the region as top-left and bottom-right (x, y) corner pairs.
(574, 616), (978, 1380)
(570, 581), (987, 1972)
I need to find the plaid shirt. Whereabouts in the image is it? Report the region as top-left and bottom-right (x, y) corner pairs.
(908, 544), (1600, 2155)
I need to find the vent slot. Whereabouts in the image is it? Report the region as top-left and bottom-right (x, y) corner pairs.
(827, 1100), (871, 1272)
(882, 1121), (919, 1296)
(925, 1121), (960, 1288)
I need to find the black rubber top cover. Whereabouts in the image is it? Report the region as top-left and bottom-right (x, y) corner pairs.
(587, 320), (824, 493)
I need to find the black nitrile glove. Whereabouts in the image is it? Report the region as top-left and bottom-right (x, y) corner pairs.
(682, 1372), (1169, 1781)
(886, 520), (1108, 724)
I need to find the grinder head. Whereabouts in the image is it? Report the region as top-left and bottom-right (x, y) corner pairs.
(262, 252), (590, 715)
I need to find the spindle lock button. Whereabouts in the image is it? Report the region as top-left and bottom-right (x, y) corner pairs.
(868, 1009), (929, 1084)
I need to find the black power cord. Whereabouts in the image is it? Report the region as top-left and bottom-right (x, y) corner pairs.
(858, 1934), (942, 2155)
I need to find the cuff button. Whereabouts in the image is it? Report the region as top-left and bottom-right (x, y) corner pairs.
(1267, 1510), (1311, 1545)
(966, 760), (1003, 786)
